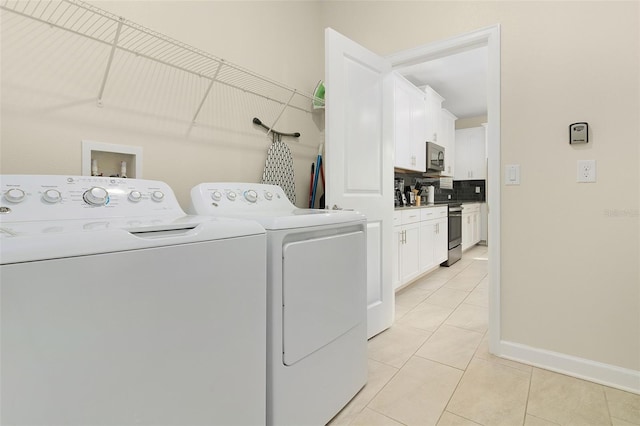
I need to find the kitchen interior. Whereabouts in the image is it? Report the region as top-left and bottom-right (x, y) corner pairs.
(1, 1), (639, 426)
(391, 45), (489, 292)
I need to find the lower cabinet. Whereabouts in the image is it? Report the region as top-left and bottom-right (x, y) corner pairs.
(434, 217), (449, 263)
(461, 203), (481, 251)
(400, 222), (421, 284)
(393, 206), (448, 290)
(419, 217), (448, 272)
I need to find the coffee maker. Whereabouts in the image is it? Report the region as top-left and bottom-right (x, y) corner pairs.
(394, 178), (405, 207)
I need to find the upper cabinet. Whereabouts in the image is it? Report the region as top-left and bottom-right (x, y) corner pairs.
(439, 109), (458, 177)
(454, 126), (487, 180)
(424, 85), (444, 144)
(393, 73), (427, 172)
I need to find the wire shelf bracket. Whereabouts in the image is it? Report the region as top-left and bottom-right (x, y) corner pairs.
(97, 17), (123, 107)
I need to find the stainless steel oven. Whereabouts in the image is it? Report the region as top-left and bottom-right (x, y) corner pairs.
(441, 204), (462, 266)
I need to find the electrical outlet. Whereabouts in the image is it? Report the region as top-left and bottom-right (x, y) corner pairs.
(577, 160), (596, 183)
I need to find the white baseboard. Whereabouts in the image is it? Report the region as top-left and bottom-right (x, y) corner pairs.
(497, 340), (640, 395)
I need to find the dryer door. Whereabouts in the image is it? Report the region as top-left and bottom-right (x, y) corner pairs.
(282, 230), (366, 366)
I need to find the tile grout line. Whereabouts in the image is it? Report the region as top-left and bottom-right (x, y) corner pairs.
(438, 330), (486, 426)
(358, 358), (407, 424)
(413, 273), (487, 425)
(602, 386), (615, 426)
(521, 361), (534, 426)
(365, 405), (409, 426)
(368, 249), (488, 425)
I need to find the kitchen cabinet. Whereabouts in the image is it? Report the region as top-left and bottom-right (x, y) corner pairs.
(392, 212), (402, 288)
(419, 206), (448, 272)
(462, 203), (481, 251)
(454, 127), (486, 180)
(424, 85), (444, 144)
(480, 202), (488, 244)
(393, 73), (427, 171)
(439, 109), (457, 177)
(393, 206), (447, 289)
(393, 210), (421, 289)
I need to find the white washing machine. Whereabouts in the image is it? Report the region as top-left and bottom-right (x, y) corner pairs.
(189, 183), (368, 426)
(0, 175), (267, 426)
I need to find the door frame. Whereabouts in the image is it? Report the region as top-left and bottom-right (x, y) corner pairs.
(385, 25), (502, 355)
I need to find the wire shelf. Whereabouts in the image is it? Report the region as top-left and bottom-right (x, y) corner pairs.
(0, 0), (324, 125)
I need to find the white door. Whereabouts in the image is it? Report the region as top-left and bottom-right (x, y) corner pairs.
(392, 226), (402, 290)
(325, 28), (394, 338)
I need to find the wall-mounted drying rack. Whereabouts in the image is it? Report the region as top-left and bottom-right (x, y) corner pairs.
(253, 117), (300, 139)
(0, 0), (325, 132)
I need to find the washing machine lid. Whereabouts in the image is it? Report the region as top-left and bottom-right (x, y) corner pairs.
(0, 215), (265, 265)
(0, 175), (265, 264)
(189, 182), (366, 230)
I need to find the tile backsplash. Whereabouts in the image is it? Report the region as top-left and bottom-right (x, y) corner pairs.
(395, 171), (486, 204)
(453, 179), (486, 202)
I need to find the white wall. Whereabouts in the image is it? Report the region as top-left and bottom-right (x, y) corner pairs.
(456, 116), (487, 130)
(1, 1), (325, 208)
(319, 1), (640, 386)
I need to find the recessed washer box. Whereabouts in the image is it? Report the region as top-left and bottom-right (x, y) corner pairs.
(82, 140), (142, 178)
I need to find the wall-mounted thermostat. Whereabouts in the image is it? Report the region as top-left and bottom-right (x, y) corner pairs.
(569, 122), (589, 144)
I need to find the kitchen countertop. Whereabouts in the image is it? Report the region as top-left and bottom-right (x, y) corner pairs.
(395, 201), (485, 211)
(395, 204), (448, 211)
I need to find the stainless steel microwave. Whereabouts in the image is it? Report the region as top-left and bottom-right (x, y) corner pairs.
(426, 142), (445, 172)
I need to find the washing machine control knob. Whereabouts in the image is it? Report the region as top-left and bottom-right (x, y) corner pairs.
(42, 189), (62, 204)
(226, 191), (237, 201)
(244, 190), (258, 203)
(83, 187), (109, 206)
(211, 191), (222, 202)
(4, 188), (26, 203)
(264, 191), (273, 201)
(151, 191), (165, 202)
(128, 190), (142, 202)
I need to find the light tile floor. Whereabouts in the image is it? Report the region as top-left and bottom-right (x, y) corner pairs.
(329, 245), (640, 426)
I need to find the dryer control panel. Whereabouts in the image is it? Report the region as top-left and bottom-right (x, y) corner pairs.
(0, 175), (184, 222)
(190, 182), (296, 214)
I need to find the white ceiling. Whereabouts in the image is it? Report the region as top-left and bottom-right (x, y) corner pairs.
(398, 46), (488, 119)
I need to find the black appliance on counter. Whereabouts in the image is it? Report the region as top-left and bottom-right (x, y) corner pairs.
(441, 203), (462, 266)
(394, 178), (403, 207)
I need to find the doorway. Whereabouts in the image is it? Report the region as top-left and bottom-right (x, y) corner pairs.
(386, 25), (501, 355)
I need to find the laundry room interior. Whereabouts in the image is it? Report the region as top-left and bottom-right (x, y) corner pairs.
(1, 1), (639, 426)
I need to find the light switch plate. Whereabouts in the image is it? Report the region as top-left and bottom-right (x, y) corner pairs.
(505, 165), (520, 185)
(577, 160), (596, 183)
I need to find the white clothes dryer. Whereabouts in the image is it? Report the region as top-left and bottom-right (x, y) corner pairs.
(190, 183), (368, 426)
(0, 175), (267, 426)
